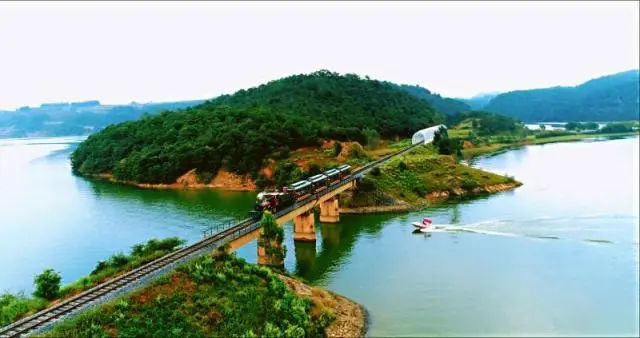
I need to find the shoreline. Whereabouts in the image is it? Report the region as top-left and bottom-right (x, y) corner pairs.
(425, 182), (522, 203)
(278, 275), (368, 337)
(94, 172), (257, 191)
(462, 131), (639, 159)
(83, 132), (638, 192)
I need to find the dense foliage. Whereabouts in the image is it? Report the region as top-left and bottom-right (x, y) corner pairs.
(33, 269), (61, 301)
(72, 70), (443, 184)
(394, 84), (470, 115)
(0, 238), (184, 326)
(46, 254), (333, 338)
(565, 121), (599, 131)
(483, 70), (640, 122)
(0, 293), (46, 327)
(599, 122), (635, 134)
(90, 237), (185, 276)
(446, 110), (526, 136)
(258, 212), (286, 265)
(433, 127), (462, 157)
(0, 100), (203, 138)
(361, 145), (517, 205)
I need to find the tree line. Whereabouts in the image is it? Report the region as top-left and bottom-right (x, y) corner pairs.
(72, 70), (443, 184)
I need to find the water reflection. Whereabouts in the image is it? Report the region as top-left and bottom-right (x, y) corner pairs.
(292, 213), (402, 285)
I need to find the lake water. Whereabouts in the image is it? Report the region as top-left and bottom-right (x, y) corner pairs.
(1, 136), (638, 336)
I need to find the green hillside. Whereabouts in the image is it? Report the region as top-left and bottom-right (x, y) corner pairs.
(483, 70), (640, 122)
(394, 84), (470, 115)
(71, 70), (443, 184)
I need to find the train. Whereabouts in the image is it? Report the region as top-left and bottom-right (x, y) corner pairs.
(253, 164), (352, 215)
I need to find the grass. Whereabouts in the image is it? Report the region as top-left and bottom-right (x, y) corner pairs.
(59, 237), (185, 299)
(0, 293), (47, 327)
(360, 145), (517, 205)
(44, 254), (333, 338)
(0, 238), (184, 327)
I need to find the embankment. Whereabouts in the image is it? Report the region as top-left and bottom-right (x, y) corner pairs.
(279, 275), (367, 337)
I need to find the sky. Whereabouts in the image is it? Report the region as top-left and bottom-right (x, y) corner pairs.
(0, 1), (638, 110)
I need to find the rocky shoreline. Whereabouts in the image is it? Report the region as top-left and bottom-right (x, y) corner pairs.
(426, 182), (522, 203)
(96, 169), (256, 191)
(340, 203), (411, 214)
(278, 275), (367, 337)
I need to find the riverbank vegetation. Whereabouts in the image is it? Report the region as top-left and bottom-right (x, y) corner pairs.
(71, 70), (442, 185)
(0, 238), (184, 327)
(449, 114), (639, 159)
(44, 253), (338, 338)
(341, 145), (520, 208)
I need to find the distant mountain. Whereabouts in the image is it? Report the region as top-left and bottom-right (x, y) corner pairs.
(0, 100), (205, 138)
(482, 70), (640, 122)
(460, 92), (500, 110)
(394, 84), (471, 115)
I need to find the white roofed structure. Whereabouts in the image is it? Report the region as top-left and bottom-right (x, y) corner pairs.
(411, 124), (446, 145)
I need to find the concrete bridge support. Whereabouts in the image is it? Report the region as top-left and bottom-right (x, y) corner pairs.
(257, 237), (284, 266)
(319, 196), (340, 223)
(293, 210), (316, 242)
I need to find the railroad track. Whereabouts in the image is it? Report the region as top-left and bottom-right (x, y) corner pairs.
(0, 142), (420, 337)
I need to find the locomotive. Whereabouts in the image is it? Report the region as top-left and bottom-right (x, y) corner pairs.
(253, 164), (352, 215)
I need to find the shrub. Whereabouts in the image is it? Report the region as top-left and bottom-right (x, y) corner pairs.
(397, 161), (408, 171)
(600, 122), (632, 134)
(535, 130), (573, 139)
(307, 164), (322, 176)
(370, 167), (381, 176)
(433, 127), (462, 157)
(362, 128), (380, 149)
(461, 178), (478, 190)
(258, 212), (286, 264)
(0, 293), (46, 326)
(412, 185), (428, 196)
(331, 142), (342, 157)
(34, 269), (61, 300)
(348, 143), (368, 159)
(109, 253), (129, 268)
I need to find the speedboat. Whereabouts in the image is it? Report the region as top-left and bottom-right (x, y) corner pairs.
(412, 217), (446, 233)
(412, 217), (432, 229)
(418, 226), (446, 233)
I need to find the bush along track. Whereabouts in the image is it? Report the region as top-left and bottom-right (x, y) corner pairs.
(43, 254), (341, 338)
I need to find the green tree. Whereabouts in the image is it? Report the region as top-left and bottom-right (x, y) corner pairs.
(362, 128), (380, 148)
(71, 70), (443, 186)
(433, 127), (462, 157)
(258, 212), (286, 264)
(34, 269), (61, 300)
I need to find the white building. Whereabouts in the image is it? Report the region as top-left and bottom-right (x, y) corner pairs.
(411, 124), (446, 145)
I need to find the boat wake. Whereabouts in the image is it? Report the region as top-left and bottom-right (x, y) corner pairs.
(413, 218), (621, 245)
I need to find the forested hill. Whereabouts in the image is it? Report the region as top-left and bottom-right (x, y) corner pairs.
(483, 70), (640, 122)
(394, 84), (471, 115)
(71, 70), (443, 184)
(0, 100), (204, 138)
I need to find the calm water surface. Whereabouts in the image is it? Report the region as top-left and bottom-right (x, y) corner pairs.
(1, 136), (638, 336)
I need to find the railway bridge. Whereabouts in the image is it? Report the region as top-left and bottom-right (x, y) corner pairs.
(0, 129), (438, 337)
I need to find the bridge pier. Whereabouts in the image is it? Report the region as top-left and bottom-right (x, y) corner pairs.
(319, 196), (340, 223)
(293, 210), (316, 242)
(257, 238), (284, 266)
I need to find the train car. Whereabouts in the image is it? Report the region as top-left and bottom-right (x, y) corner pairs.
(323, 168), (340, 184)
(307, 174), (329, 192)
(253, 191), (295, 214)
(336, 164), (352, 179)
(285, 180), (312, 200)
